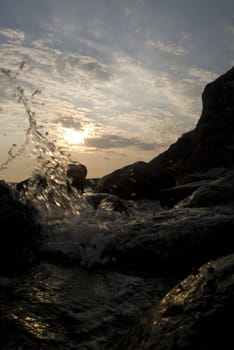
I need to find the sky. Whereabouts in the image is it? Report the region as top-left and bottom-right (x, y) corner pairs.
(0, 0), (233, 182)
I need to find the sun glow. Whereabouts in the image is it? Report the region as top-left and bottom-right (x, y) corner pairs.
(63, 128), (88, 145)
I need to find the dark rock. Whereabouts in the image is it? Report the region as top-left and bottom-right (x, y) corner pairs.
(85, 192), (113, 209)
(0, 181), (41, 276)
(158, 169), (234, 208)
(16, 174), (47, 192)
(85, 192), (131, 214)
(96, 161), (175, 200)
(17, 163), (88, 195)
(98, 196), (130, 214)
(96, 67), (234, 199)
(157, 180), (208, 208)
(67, 163), (87, 194)
(103, 207), (234, 275)
(180, 167), (227, 185)
(119, 254), (234, 350)
(179, 171), (234, 208)
(148, 130), (194, 176)
(149, 67), (234, 178)
(84, 178), (99, 191)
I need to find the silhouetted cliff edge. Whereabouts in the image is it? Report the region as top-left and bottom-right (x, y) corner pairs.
(96, 67), (234, 198)
(149, 66), (234, 176)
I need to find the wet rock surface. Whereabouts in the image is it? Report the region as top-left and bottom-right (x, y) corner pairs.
(179, 171), (234, 208)
(102, 207), (234, 276)
(118, 254), (234, 350)
(85, 192), (131, 214)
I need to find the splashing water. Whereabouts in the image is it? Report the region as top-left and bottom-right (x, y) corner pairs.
(0, 62), (89, 220)
(0, 62), (163, 268)
(0, 62), (134, 266)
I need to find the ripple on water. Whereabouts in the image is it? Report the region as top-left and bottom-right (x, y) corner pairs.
(0, 262), (175, 349)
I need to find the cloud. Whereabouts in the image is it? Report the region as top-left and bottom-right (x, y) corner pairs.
(0, 36), (198, 131)
(53, 116), (83, 130)
(188, 67), (219, 83)
(146, 38), (189, 56)
(0, 28), (25, 44)
(78, 57), (113, 82)
(124, 7), (132, 17)
(226, 21), (234, 36)
(0, 26), (219, 170)
(85, 134), (157, 151)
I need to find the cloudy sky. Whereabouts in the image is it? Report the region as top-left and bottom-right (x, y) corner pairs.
(0, 0), (233, 181)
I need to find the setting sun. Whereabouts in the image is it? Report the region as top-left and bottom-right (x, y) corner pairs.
(63, 128), (87, 145)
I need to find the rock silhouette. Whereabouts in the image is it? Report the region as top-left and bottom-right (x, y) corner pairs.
(0, 181), (41, 276)
(149, 66), (234, 177)
(97, 67), (234, 198)
(96, 161), (175, 199)
(66, 163), (88, 194)
(16, 163), (88, 194)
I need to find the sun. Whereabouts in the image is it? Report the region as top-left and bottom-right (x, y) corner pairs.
(63, 128), (87, 145)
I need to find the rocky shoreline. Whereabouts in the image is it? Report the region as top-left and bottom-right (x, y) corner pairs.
(1, 67), (234, 349)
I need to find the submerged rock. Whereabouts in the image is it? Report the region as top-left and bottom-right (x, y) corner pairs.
(85, 192), (131, 214)
(119, 253), (234, 350)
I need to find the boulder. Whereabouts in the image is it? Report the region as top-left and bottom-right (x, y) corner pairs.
(103, 207), (234, 275)
(179, 171), (234, 208)
(119, 254), (234, 350)
(96, 161), (175, 199)
(0, 181), (41, 276)
(180, 167), (227, 185)
(66, 163), (88, 194)
(157, 180), (208, 208)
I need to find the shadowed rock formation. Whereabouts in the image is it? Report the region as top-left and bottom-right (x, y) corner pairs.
(96, 161), (175, 199)
(149, 66), (234, 177)
(97, 67), (234, 199)
(0, 181), (41, 276)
